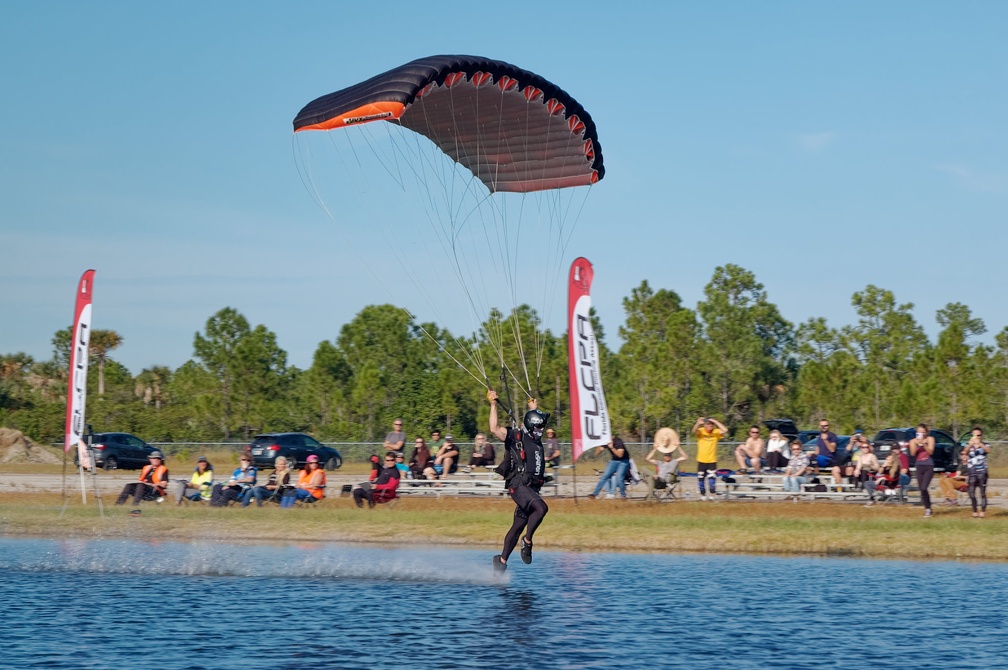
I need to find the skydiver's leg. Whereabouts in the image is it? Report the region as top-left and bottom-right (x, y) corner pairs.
(500, 507), (528, 564)
(523, 497), (548, 542)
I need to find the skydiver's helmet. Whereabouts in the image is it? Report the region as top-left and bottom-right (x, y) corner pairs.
(522, 410), (549, 440)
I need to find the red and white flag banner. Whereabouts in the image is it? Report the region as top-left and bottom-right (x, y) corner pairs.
(567, 257), (611, 462)
(64, 270), (95, 470)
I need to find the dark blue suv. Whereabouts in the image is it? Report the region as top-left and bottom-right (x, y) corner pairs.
(246, 432), (342, 471)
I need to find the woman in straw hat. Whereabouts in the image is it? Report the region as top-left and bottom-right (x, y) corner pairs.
(644, 428), (687, 500)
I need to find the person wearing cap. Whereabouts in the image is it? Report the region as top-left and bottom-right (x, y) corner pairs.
(425, 434), (460, 480)
(643, 428), (687, 500)
(543, 429), (561, 468)
(172, 455), (214, 505)
(115, 450), (170, 505)
(293, 454), (327, 502)
(209, 454), (257, 506)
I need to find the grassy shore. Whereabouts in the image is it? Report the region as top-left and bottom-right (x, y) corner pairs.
(1, 493), (1004, 562)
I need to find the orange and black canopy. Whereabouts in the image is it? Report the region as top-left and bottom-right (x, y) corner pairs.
(293, 55), (605, 194)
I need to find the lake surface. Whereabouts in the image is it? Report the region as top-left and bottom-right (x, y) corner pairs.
(2, 537), (1005, 669)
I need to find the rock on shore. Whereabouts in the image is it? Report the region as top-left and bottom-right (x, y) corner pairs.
(0, 427), (63, 464)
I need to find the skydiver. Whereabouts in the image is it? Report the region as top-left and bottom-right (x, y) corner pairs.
(487, 389), (549, 573)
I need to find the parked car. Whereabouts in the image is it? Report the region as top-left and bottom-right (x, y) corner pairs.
(75, 432), (159, 470)
(246, 433), (342, 471)
(762, 419), (820, 445)
(870, 428), (958, 472)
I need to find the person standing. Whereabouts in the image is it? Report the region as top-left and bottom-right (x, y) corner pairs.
(909, 423), (936, 518)
(692, 416), (727, 500)
(488, 390), (548, 573)
(383, 419), (406, 454)
(543, 428), (561, 467)
(963, 426), (990, 518)
(589, 436), (630, 499)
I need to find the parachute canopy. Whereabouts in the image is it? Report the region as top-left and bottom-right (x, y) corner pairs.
(292, 55), (604, 194)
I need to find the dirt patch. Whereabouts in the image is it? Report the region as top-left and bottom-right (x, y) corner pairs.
(0, 427), (63, 465)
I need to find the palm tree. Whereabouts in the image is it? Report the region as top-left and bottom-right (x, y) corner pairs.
(89, 330), (124, 396)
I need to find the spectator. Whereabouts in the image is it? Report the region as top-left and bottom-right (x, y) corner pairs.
(115, 450), (170, 505)
(734, 425), (765, 474)
(408, 437), (432, 479)
(909, 423), (936, 518)
(643, 429), (686, 501)
(468, 432), (496, 468)
(692, 416), (727, 500)
(353, 452), (401, 508)
(294, 454), (327, 502)
(428, 429), (445, 454)
(425, 435), (459, 480)
(938, 453), (969, 507)
(864, 449), (905, 506)
(172, 455), (213, 505)
(543, 429), (561, 467)
(383, 419), (406, 454)
(814, 419), (842, 489)
(589, 436), (630, 500)
(851, 440), (880, 490)
(393, 451), (410, 476)
(209, 455), (257, 506)
(242, 455), (293, 507)
(765, 430), (790, 471)
(781, 440), (810, 497)
(963, 426), (990, 519)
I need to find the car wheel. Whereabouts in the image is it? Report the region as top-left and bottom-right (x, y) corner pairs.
(287, 458), (297, 471)
(103, 457), (118, 471)
(324, 456), (341, 471)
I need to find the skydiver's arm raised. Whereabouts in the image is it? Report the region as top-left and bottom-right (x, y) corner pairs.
(487, 390), (507, 442)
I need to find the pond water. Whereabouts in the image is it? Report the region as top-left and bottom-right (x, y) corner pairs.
(1, 537), (1005, 669)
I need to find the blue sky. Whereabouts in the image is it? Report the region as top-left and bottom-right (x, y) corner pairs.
(2, 1), (1006, 374)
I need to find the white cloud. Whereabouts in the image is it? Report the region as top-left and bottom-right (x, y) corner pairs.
(793, 131), (837, 154)
(935, 163), (1008, 194)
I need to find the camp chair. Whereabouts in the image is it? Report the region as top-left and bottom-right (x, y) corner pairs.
(653, 463), (682, 501)
(877, 473), (909, 505)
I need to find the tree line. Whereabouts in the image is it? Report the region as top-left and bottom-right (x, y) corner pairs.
(2, 264), (1004, 446)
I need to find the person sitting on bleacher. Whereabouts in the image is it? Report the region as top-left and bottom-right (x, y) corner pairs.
(781, 441), (810, 497)
(864, 449), (905, 506)
(468, 432), (496, 468)
(293, 454), (326, 503)
(851, 439), (879, 490)
(409, 437), (432, 479)
(353, 451), (401, 508)
(424, 435), (459, 480)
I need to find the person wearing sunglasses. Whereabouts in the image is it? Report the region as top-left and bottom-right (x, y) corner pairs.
(353, 452), (401, 508)
(734, 425), (765, 475)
